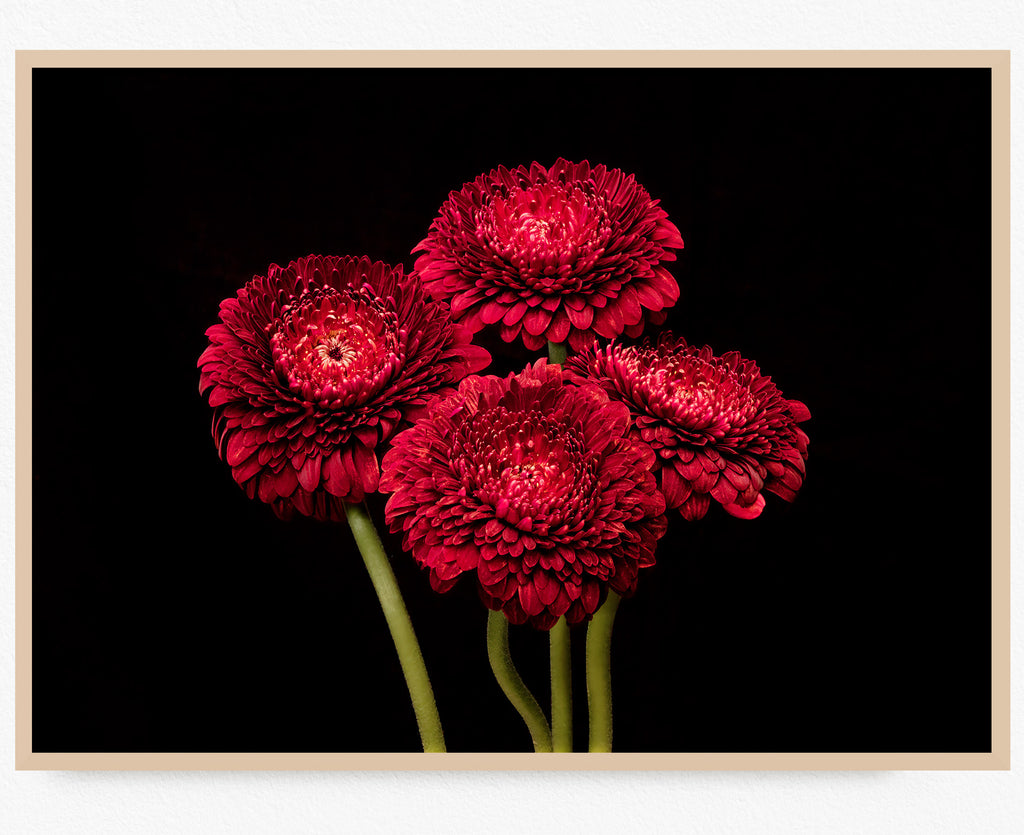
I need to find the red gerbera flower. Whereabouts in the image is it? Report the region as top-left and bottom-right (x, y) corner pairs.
(413, 159), (684, 352)
(566, 335), (810, 521)
(379, 361), (667, 629)
(198, 254), (491, 522)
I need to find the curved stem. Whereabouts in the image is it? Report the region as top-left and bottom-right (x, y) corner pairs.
(487, 610), (553, 752)
(586, 591), (622, 752)
(546, 340), (567, 365)
(344, 501), (446, 753)
(549, 616), (573, 751)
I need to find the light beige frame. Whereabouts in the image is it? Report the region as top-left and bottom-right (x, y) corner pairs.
(15, 50), (1011, 771)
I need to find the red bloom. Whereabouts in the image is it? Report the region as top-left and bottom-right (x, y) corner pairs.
(198, 255), (490, 522)
(380, 361), (667, 629)
(413, 159), (684, 352)
(566, 335), (810, 521)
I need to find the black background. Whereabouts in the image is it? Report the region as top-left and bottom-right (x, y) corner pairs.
(32, 68), (991, 754)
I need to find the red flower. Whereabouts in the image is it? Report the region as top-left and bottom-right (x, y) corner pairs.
(379, 361), (667, 629)
(198, 255), (490, 522)
(413, 159), (684, 352)
(566, 335), (810, 521)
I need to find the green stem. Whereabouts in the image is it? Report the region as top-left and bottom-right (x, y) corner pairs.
(344, 501), (446, 753)
(546, 340), (567, 365)
(550, 616), (573, 751)
(586, 591), (622, 752)
(546, 336), (573, 752)
(487, 610), (553, 752)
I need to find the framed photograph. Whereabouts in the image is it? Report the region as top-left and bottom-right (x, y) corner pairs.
(16, 50), (1009, 769)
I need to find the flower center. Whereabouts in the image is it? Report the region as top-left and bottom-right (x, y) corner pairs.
(269, 286), (403, 408)
(452, 406), (598, 531)
(479, 184), (612, 294)
(653, 358), (758, 431)
(497, 458), (562, 503)
(601, 346), (762, 442)
(325, 342), (351, 362)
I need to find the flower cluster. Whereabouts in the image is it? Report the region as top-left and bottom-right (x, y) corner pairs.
(198, 254), (489, 522)
(199, 159), (809, 632)
(380, 361), (667, 629)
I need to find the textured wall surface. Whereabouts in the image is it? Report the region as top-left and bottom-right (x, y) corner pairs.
(3, 3), (1023, 833)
